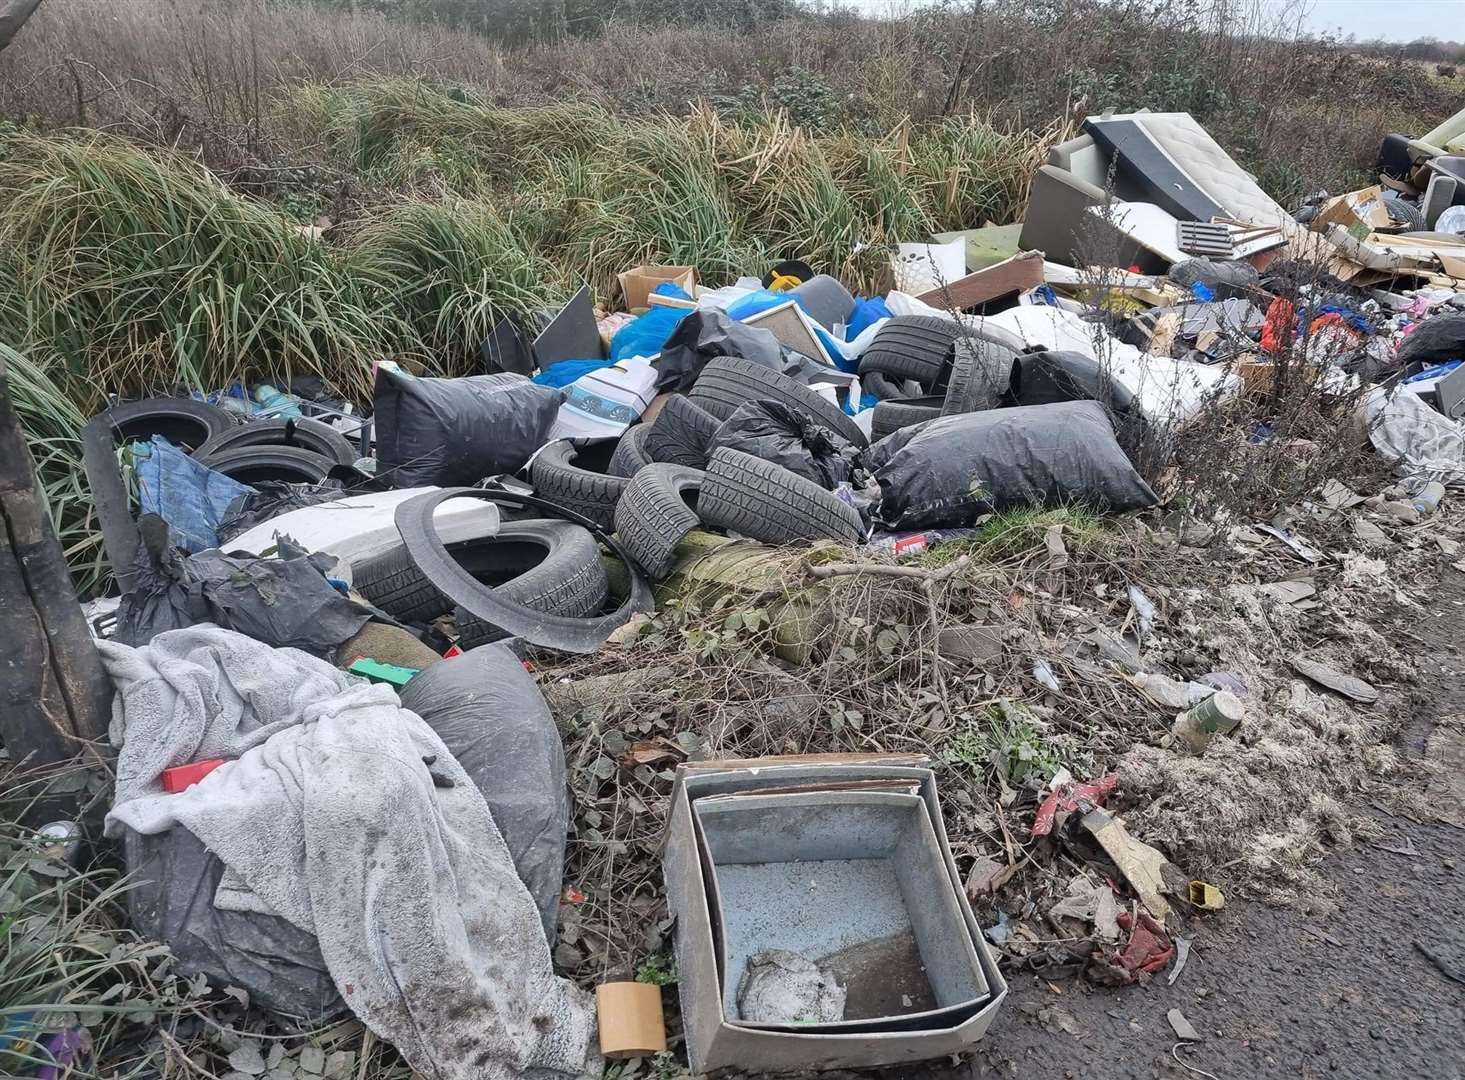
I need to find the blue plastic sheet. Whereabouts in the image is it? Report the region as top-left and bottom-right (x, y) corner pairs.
(845, 296), (892, 340)
(609, 306), (688, 365)
(131, 436), (253, 552)
(532, 358), (616, 388)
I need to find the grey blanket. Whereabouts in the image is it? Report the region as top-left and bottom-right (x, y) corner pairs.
(99, 626), (598, 1080)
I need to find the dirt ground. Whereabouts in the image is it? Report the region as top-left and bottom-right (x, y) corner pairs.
(952, 572), (1465, 1080)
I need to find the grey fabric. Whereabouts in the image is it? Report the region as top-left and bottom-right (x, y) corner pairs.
(100, 627), (598, 1080)
(399, 647), (569, 949)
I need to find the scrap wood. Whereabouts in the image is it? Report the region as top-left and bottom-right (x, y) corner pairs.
(915, 250), (1044, 307)
(805, 554), (971, 581)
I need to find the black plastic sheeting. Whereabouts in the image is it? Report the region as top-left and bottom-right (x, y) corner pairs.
(216, 480), (349, 543)
(113, 520), (371, 654)
(374, 368), (562, 487)
(398, 646), (568, 948)
(1011, 351), (1139, 416)
(1167, 258), (1260, 301)
(711, 400), (861, 489)
(654, 309), (841, 392)
(868, 400), (1158, 529)
(123, 646), (571, 1018)
(123, 826), (342, 1018)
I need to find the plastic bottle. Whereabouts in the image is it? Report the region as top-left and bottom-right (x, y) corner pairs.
(252, 383), (303, 418)
(1412, 481), (1446, 516)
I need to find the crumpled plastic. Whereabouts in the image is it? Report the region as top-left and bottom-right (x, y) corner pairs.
(1364, 386), (1465, 485)
(114, 519), (371, 654)
(711, 399), (861, 489)
(1088, 911), (1174, 985)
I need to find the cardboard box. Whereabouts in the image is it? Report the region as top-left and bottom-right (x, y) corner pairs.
(1310, 186), (1393, 241)
(664, 754), (1006, 1073)
(618, 265), (697, 312)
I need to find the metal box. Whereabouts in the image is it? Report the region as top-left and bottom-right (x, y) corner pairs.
(664, 755), (1006, 1073)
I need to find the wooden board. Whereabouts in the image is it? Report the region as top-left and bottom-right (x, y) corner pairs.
(915, 250), (1044, 308)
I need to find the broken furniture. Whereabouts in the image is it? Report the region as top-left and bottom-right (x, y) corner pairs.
(664, 754), (1005, 1073)
(1021, 112), (1295, 270)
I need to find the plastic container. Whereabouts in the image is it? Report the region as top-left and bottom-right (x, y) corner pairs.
(1170, 691), (1245, 754)
(253, 383), (303, 418)
(1412, 480), (1446, 516)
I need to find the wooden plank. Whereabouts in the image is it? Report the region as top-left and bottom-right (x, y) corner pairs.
(916, 250), (1044, 309)
(0, 352), (111, 766)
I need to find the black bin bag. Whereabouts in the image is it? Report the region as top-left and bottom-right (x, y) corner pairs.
(868, 400), (1158, 530)
(124, 826), (342, 1018)
(398, 644), (569, 948)
(374, 367), (563, 487)
(710, 400), (861, 489)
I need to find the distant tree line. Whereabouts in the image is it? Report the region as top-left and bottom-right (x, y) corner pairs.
(305, 0), (806, 43)
(1350, 35), (1465, 65)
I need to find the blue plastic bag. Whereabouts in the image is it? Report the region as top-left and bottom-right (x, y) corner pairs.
(131, 436), (253, 552)
(532, 358), (615, 388)
(845, 296), (892, 340)
(609, 306), (688, 364)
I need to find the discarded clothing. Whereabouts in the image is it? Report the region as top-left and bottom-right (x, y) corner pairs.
(100, 627), (598, 1080)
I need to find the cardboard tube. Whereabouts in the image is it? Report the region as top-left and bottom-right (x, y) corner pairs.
(595, 981), (666, 1059)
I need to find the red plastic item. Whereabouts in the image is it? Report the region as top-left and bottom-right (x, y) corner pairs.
(1260, 297), (1296, 355)
(162, 758), (226, 793)
(1031, 774), (1118, 837)
(1091, 911), (1174, 984)
(442, 644), (464, 659)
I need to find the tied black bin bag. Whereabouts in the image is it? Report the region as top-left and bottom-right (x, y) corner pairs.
(374, 368), (563, 487)
(655, 309), (791, 392)
(711, 400), (861, 489)
(869, 400), (1158, 529)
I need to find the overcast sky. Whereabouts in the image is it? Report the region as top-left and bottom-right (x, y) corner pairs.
(1280, 0), (1465, 43)
(847, 1), (1464, 44)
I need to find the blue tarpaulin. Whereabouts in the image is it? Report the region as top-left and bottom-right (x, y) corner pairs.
(132, 436), (253, 552)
